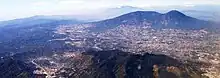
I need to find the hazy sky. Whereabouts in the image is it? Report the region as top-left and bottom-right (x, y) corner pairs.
(0, 0), (219, 21)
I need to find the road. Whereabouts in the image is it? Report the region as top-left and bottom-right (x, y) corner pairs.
(31, 60), (53, 78)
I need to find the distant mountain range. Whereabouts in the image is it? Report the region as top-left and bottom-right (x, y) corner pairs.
(89, 10), (214, 31)
(0, 15), (82, 28)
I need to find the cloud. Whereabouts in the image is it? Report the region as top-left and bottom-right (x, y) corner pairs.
(183, 2), (195, 7)
(57, 0), (117, 9)
(32, 1), (49, 6)
(58, 0), (84, 5)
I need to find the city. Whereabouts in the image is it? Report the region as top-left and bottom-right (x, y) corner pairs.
(30, 23), (220, 78)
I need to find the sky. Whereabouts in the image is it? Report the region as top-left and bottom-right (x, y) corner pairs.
(0, 0), (219, 21)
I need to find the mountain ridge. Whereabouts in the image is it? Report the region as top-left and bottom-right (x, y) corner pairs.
(56, 50), (206, 78)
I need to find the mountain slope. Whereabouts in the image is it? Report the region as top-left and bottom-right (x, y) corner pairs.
(90, 10), (212, 31)
(0, 57), (34, 78)
(56, 50), (206, 78)
(0, 16), (81, 56)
